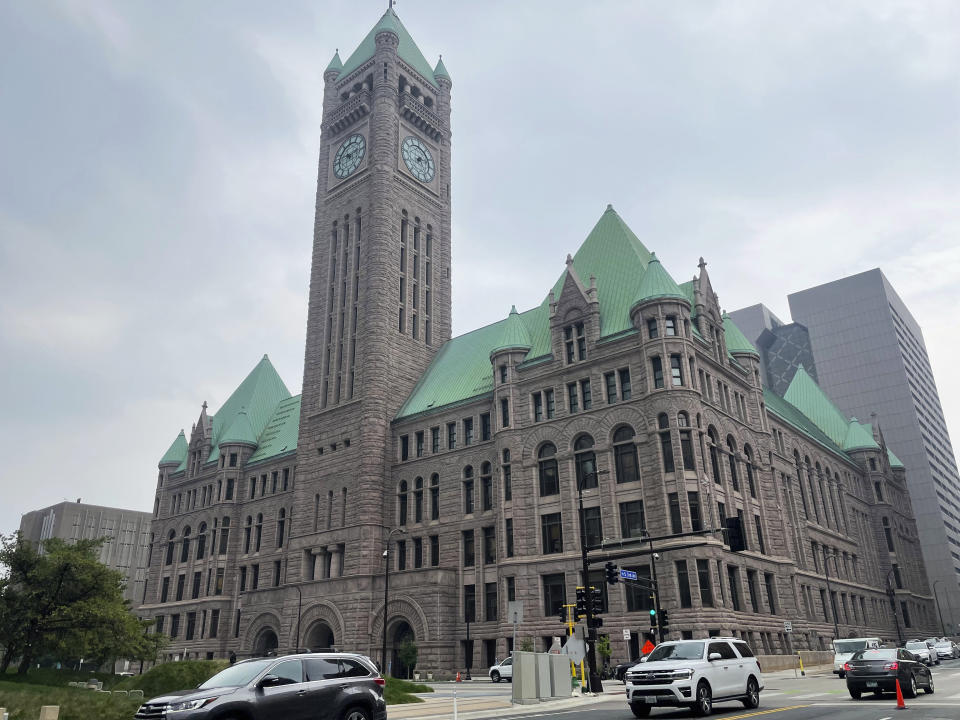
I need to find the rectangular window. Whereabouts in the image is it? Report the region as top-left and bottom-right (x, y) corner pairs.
(499, 365), (507, 384)
(580, 378), (592, 410)
(175, 574), (185, 602)
(584, 506), (602, 547)
(697, 559), (714, 607)
(431, 427), (440, 453)
(430, 535), (439, 567)
(400, 435), (409, 461)
(687, 492), (703, 531)
(901, 601), (911, 628)
(481, 413), (491, 441)
(170, 614), (180, 639)
(541, 512), (563, 554)
(652, 357), (664, 389)
(209, 609), (220, 639)
(625, 565), (653, 611)
(501, 398), (510, 427)
(647, 317), (658, 339)
(251, 565), (259, 590)
(764, 573), (777, 614)
(192, 571), (201, 599)
(273, 559), (282, 587)
(464, 584), (476, 623)
(283, 467), (290, 490)
(160, 577), (170, 603)
(463, 417), (474, 446)
(661, 431), (675, 473)
(668, 492), (682, 533)
(746, 569), (760, 613)
(225, 478), (234, 500)
(483, 526), (496, 564)
(482, 474), (492, 511)
(462, 530), (475, 567)
(503, 463), (512, 501)
(605, 372), (617, 403)
(234, 609), (241, 638)
(414, 538), (423, 568)
(506, 576), (516, 602)
(505, 518), (514, 557)
(619, 500), (645, 538)
(533, 392), (544, 421)
(463, 478), (474, 515)
(676, 560), (692, 608)
(665, 316), (677, 336)
(670, 354), (683, 386)
(619, 368), (632, 400)
(155, 615), (165, 635)
(680, 430), (696, 470)
(545, 389), (555, 419)
(542, 573), (566, 616)
(485, 582), (498, 622)
(396, 540), (406, 571)
(567, 383), (579, 413)
(415, 431), (424, 458)
(754, 515), (766, 554)
(447, 422), (456, 450)
(239, 566), (247, 592)
(727, 566), (742, 611)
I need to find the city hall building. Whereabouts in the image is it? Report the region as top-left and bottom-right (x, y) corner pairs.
(139, 8), (938, 673)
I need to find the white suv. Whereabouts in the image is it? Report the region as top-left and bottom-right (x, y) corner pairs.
(625, 638), (763, 717)
(488, 656), (513, 682)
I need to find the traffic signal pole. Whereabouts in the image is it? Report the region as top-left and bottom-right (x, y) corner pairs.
(576, 475), (603, 693)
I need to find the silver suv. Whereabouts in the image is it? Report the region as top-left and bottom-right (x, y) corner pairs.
(625, 638), (763, 717)
(134, 652), (386, 720)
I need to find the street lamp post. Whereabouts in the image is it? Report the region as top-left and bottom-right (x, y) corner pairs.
(885, 568), (904, 646)
(577, 466), (608, 694)
(642, 531), (663, 644)
(292, 584), (303, 652)
(381, 527), (407, 676)
(933, 580), (947, 637)
(823, 553), (841, 642)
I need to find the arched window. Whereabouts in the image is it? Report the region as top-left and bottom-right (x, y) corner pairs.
(255, 513), (263, 552)
(502, 449), (513, 501)
(430, 473), (440, 521)
(244, 516), (252, 554)
(793, 450), (809, 516)
(165, 529), (175, 566)
(726, 436), (740, 491)
(218, 517), (230, 555)
(678, 412), (689, 427)
(196, 522), (207, 560)
(180, 526), (192, 563)
(538, 443), (559, 496)
(805, 456), (821, 524)
(481, 462), (493, 511)
(658, 414), (675, 473)
(678, 413), (695, 471)
(708, 428), (722, 485)
(463, 466), (474, 514)
(277, 508), (286, 547)
(574, 435), (597, 490)
(743, 445), (756, 498)
(414, 477), (424, 523)
(613, 426), (639, 484)
(816, 462), (832, 527)
(398, 480), (408, 526)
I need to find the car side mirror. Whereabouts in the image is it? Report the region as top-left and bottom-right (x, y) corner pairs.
(259, 675), (281, 688)
(639, 657), (647, 663)
(708, 653), (722, 662)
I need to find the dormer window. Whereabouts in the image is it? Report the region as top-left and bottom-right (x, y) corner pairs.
(565, 322), (586, 363)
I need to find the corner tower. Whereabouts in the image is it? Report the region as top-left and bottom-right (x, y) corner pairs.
(294, 9), (452, 578)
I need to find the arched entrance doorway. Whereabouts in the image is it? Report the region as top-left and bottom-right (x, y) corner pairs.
(305, 622), (335, 651)
(389, 620), (415, 678)
(253, 628), (279, 656)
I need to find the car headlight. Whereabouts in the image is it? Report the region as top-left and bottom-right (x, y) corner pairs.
(670, 669), (695, 680)
(168, 697), (219, 712)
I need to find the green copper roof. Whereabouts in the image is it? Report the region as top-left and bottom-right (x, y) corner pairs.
(490, 306), (532, 355)
(248, 395), (302, 464)
(633, 252), (687, 306)
(843, 418), (881, 452)
(783, 365), (851, 448)
(763, 388), (851, 463)
(339, 9), (439, 88)
(433, 56), (450, 81)
(722, 313), (760, 357)
(220, 408), (258, 446)
(887, 448), (905, 468)
(325, 50), (343, 75)
(159, 430), (187, 466)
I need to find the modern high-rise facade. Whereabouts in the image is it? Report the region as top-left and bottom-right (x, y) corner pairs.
(19, 500), (153, 606)
(789, 269), (960, 631)
(727, 304), (818, 397)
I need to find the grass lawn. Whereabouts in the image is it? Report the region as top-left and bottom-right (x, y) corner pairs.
(0, 681), (140, 720)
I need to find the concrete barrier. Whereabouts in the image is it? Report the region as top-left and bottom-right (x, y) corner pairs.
(39, 707), (60, 720)
(755, 651), (834, 672)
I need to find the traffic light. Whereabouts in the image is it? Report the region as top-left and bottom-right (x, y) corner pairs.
(605, 561), (619, 586)
(724, 516), (746, 552)
(575, 587), (587, 618)
(591, 587), (604, 616)
(649, 608), (657, 629)
(659, 609), (670, 636)
(557, 606), (568, 625)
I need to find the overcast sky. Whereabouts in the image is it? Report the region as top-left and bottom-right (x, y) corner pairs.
(1, 0), (958, 535)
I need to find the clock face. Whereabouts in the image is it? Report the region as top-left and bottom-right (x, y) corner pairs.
(401, 136), (436, 183)
(333, 134), (366, 179)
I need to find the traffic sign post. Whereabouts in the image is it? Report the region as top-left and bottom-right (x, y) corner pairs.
(783, 620), (793, 633)
(509, 600), (524, 655)
(622, 628), (631, 641)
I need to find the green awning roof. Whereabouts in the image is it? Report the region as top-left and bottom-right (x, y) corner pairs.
(490, 305), (532, 356)
(783, 365), (851, 447)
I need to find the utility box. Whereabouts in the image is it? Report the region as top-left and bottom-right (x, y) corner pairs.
(511, 651), (540, 705)
(535, 653), (552, 699)
(548, 654), (570, 698)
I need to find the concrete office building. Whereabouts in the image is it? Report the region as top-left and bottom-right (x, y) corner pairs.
(19, 500), (153, 606)
(727, 305), (818, 397)
(789, 269), (960, 631)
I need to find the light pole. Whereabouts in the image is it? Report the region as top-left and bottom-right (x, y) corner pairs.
(292, 584), (303, 652)
(641, 530), (663, 644)
(381, 527), (407, 676)
(822, 553), (841, 642)
(933, 580), (947, 637)
(577, 465), (608, 694)
(885, 568), (904, 646)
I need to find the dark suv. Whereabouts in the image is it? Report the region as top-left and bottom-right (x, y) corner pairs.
(134, 652), (386, 720)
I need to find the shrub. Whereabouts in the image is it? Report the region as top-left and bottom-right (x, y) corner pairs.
(0, 683), (140, 720)
(113, 660), (227, 698)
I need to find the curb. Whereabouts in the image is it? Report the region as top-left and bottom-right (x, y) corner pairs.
(387, 693), (611, 719)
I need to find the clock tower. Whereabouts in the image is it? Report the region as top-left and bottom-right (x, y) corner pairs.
(292, 8), (452, 588)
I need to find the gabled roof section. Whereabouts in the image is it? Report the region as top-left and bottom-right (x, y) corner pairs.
(843, 418), (881, 452)
(783, 365), (850, 447)
(722, 313), (760, 357)
(490, 306), (532, 356)
(220, 408), (258, 447)
(887, 448), (905, 468)
(763, 388), (851, 463)
(159, 430), (187, 466)
(325, 50), (343, 75)
(633, 252), (686, 306)
(339, 8), (439, 88)
(248, 395), (302, 464)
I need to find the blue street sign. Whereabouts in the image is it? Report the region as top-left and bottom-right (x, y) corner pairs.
(620, 569), (638, 581)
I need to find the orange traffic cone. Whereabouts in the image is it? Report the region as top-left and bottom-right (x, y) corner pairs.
(895, 678), (907, 710)
(456, 671), (461, 682)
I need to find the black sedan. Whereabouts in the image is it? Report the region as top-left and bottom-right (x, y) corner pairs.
(845, 648), (934, 699)
(614, 659), (640, 682)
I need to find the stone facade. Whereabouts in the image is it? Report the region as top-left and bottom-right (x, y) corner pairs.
(138, 8), (938, 674)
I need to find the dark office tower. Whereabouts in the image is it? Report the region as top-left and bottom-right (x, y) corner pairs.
(727, 303), (818, 396)
(789, 269), (960, 630)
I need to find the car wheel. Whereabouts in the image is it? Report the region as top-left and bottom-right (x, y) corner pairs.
(630, 703), (652, 718)
(742, 677), (760, 709)
(693, 681), (713, 716)
(924, 674), (935, 694)
(491, 671), (500, 683)
(838, 671), (846, 679)
(342, 708), (371, 720)
(849, 688), (861, 700)
(904, 675), (918, 699)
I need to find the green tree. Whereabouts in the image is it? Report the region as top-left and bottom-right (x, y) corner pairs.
(518, 638), (534, 652)
(0, 533), (166, 674)
(398, 638), (418, 679)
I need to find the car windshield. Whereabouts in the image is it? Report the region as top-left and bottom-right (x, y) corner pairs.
(852, 649), (896, 660)
(834, 640), (869, 653)
(646, 642), (704, 662)
(198, 659), (275, 689)
(905, 642), (927, 651)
